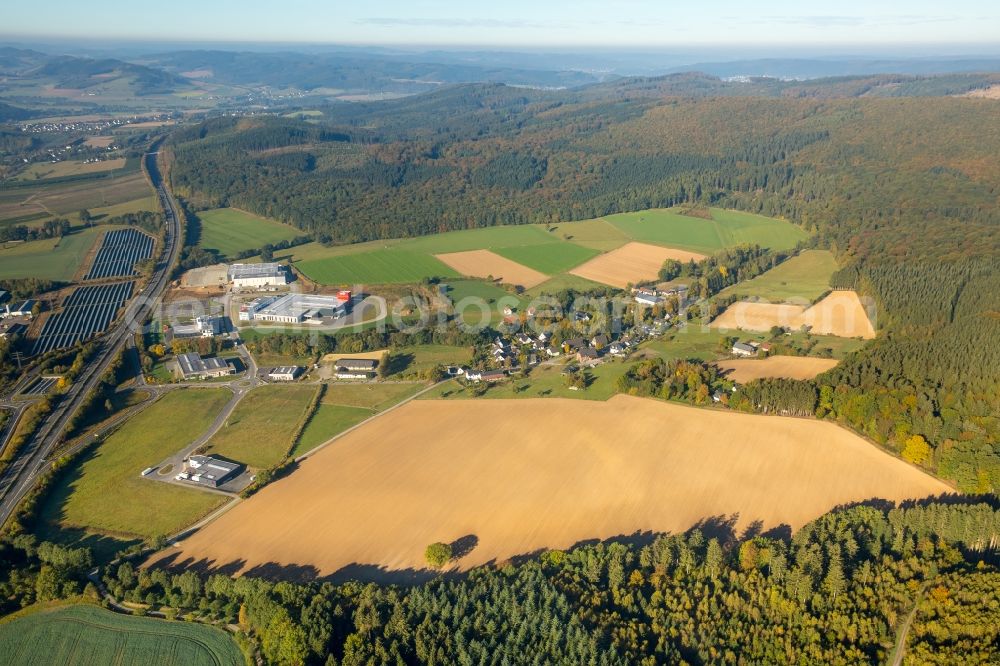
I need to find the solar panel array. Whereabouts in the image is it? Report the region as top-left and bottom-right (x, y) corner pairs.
(84, 228), (154, 280)
(31, 281), (134, 356)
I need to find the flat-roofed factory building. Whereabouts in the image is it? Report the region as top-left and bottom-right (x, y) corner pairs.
(174, 351), (235, 379)
(250, 293), (348, 325)
(228, 263), (289, 288)
(174, 455), (243, 488)
(268, 366), (302, 381)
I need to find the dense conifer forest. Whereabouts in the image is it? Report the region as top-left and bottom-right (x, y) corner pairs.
(2, 500), (998, 664)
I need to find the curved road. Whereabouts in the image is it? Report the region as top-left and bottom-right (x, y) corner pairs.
(0, 139), (182, 527)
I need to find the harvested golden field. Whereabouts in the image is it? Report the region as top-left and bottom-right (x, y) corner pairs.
(963, 85), (1000, 99)
(712, 290), (876, 338)
(570, 242), (706, 288)
(435, 249), (548, 288)
(716, 355), (840, 383)
(159, 395), (948, 579)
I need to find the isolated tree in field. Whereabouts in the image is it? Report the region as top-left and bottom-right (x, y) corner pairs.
(79, 208), (92, 226)
(425, 542), (452, 568)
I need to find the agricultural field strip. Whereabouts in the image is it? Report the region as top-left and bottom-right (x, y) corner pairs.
(31, 281), (134, 356)
(84, 228), (154, 280)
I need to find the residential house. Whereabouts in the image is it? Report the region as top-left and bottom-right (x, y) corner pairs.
(590, 333), (609, 349)
(577, 347), (601, 363)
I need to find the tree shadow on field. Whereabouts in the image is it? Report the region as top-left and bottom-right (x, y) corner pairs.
(384, 352), (413, 376)
(449, 534), (479, 560)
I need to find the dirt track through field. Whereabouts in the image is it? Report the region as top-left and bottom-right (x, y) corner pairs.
(716, 355), (840, 383)
(570, 242), (706, 288)
(711, 290), (876, 338)
(435, 250), (548, 288)
(156, 394), (949, 579)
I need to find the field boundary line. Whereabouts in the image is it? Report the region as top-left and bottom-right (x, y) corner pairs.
(294, 379), (442, 462)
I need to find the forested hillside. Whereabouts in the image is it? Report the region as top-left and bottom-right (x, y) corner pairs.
(166, 79), (1000, 492)
(3, 500), (998, 664)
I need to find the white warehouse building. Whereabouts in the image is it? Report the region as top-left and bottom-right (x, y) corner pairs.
(228, 263), (289, 288)
(249, 293), (347, 324)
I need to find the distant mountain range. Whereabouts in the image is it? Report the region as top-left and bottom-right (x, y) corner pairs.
(0, 43), (998, 113)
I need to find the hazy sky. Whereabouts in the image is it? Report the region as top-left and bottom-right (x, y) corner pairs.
(4, 0), (1000, 47)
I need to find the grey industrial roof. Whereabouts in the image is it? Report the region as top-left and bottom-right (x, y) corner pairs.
(177, 352), (229, 375)
(229, 263), (287, 279)
(335, 358), (379, 370)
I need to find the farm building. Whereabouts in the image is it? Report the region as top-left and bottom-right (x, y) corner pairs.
(0, 322), (27, 339)
(3, 300), (36, 318)
(172, 316), (223, 338)
(732, 342), (758, 357)
(175, 455), (242, 488)
(228, 263), (289, 288)
(174, 352), (234, 379)
(251, 293), (347, 324)
(268, 366), (302, 381)
(334, 358), (379, 379)
(481, 369), (507, 382)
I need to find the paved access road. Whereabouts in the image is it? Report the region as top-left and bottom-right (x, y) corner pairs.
(0, 140), (182, 527)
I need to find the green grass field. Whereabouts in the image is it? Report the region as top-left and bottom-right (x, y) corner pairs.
(320, 382), (425, 410)
(0, 604), (244, 666)
(205, 385), (319, 469)
(386, 344), (473, 378)
(291, 382), (425, 457)
(291, 404), (372, 458)
(289, 207), (807, 287)
(422, 360), (633, 402)
(296, 249), (459, 285)
(717, 249), (839, 302)
(0, 226), (103, 280)
(494, 242), (599, 274)
(35, 389), (231, 549)
(641, 323), (866, 362)
(600, 208), (808, 254)
(197, 207), (301, 257)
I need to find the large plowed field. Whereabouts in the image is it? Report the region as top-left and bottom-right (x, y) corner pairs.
(716, 355), (840, 383)
(158, 395), (949, 579)
(711, 290), (876, 338)
(569, 241), (706, 288)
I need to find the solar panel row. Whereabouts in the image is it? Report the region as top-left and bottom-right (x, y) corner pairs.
(31, 282), (134, 356)
(84, 228), (154, 280)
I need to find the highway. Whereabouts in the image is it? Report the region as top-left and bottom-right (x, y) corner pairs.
(0, 139), (182, 527)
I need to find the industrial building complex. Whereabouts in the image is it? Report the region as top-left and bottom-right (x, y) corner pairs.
(228, 263), (289, 288)
(239, 291), (351, 324)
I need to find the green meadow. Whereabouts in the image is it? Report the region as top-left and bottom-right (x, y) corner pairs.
(288, 207), (808, 287)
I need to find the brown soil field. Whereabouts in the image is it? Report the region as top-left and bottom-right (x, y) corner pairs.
(157, 394), (949, 580)
(435, 249), (548, 288)
(570, 242), (706, 288)
(712, 290), (876, 338)
(716, 355), (840, 383)
(84, 136), (116, 148)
